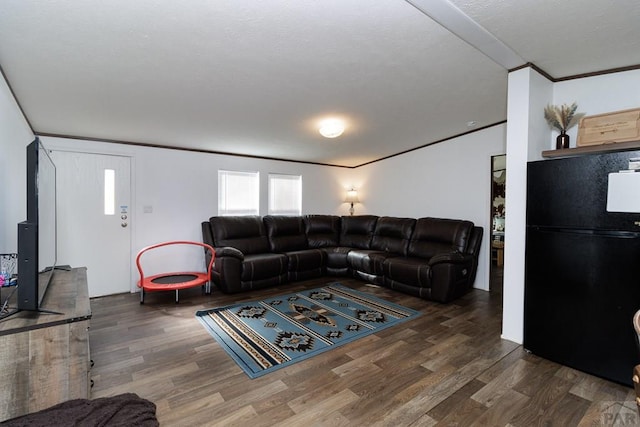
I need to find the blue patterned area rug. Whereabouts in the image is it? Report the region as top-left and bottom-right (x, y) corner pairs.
(196, 283), (420, 378)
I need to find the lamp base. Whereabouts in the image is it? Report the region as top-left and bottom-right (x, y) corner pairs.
(349, 203), (354, 216)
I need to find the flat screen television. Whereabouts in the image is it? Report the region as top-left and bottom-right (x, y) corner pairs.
(16, 137), (58, 312)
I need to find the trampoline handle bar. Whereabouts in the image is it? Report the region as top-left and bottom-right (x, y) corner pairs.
(135, 241), (216, 287)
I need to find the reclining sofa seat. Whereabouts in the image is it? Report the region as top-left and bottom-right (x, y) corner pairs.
(347, 216), (416, 285)
(303, 215), (345, 275)
(337, 215), (378, 279)
(202, 216), (288, 293)
(384, 217), (482, 302)
(263, 215), (325, 281)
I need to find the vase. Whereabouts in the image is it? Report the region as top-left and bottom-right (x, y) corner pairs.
(556, 133), (570, 149)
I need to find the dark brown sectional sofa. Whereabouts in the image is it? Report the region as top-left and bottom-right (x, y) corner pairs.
(201, 215), (483, 303)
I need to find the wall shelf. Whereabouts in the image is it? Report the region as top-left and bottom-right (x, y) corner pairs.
(542, 140), (640, 159)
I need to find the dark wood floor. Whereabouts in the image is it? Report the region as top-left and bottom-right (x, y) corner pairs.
(89, 270), (637, 426)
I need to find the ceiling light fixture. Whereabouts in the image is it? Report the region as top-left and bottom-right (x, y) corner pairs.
(319, 119), (345, 138)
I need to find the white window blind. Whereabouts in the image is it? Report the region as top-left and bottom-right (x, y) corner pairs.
(218, 170), (259, 216)
(268, 174), (302, 215)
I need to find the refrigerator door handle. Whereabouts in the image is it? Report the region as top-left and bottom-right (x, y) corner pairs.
(530, 226), (640, 239)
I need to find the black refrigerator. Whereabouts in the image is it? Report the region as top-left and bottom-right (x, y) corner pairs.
(524, 150), (640, 387)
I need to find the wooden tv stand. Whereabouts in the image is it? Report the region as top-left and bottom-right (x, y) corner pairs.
(0, 267), (91, 422)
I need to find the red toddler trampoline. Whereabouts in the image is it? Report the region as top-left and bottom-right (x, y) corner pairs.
(136, 241), (215, 304)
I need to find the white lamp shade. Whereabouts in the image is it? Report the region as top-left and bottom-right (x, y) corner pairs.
(345, 189), (359, 203)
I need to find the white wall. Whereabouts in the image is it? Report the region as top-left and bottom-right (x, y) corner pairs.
(41, 123), (507, 292)
(554, 69), (640, 148)
(40, 136), (353, 282)
(0, 74), (34, 252)
(351, 124), (507, 292)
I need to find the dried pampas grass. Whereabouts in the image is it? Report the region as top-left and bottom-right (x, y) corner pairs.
(544, 102), (583, 133)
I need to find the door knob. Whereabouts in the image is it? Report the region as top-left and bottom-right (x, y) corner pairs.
(121, 222), (128, 228)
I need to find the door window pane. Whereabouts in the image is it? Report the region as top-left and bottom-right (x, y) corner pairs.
(104, 169), (115, 215)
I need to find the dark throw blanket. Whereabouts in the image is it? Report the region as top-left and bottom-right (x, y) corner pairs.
(0, 393), (158, 427)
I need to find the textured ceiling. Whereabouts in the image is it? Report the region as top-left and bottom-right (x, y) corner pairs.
(0, 0), (639, 167)
(451, 0), (640, 76)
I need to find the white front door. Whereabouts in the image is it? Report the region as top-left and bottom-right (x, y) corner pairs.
(51, 150), (132, 297)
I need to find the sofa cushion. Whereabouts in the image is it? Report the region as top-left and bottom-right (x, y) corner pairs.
(241, 253), (288, 282)
(371, 217), (416, 256)
(339, 215), (378, 249)
(347, 250), (391, 276)
(286, 249), (326, 281)
(322, 247), (351, 275)
(264, 215), (308, 252)
(408, 217), (474, 259)
(304, 215), (340, 248)
(209, 216), (270, 255)
(286, 249), (325, 271)
(383, 256), (432, 288)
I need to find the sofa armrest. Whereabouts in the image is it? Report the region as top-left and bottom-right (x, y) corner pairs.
(209, 247), (244, 294)
(215, 246), (245, 260)
(428, 251), (472, 266)
(428, 251), (475, 303)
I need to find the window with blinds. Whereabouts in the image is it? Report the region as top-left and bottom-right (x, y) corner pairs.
(218, 170), (259, 216)
(268, 173), (302, 215)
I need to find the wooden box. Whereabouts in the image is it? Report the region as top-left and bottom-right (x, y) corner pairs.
(577, 108), (640, 147)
